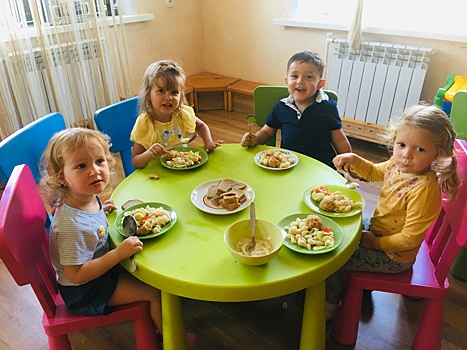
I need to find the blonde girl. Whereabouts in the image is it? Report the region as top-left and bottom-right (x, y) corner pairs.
(41, 128), (162, 332)
(131, 60), (223, 169)
(326, 105), (460, 319)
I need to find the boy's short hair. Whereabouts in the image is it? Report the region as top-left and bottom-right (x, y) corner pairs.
(287, 51), (325, 78)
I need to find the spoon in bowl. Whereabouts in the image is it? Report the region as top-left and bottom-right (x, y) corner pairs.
(122, 215), (138, 272)
(246, 114), (257, 136)
(245, 202), (256, 255)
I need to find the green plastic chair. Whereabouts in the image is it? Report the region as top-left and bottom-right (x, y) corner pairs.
(252, 86), (338, 146)
(450, 90), (467, 141)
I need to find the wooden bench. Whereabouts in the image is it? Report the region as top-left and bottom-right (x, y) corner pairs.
(341, 117), (387, 144)
(185, 73), (240, 112)
(184, 85), (194, 106)
(227, 80), (265, 112)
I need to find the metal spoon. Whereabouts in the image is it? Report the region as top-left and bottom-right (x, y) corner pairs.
(343, 171), (360, 190)
(122, 215), (138, 272)
(165, 133), (198, 151)
(245, 202), (256, 255)
(246, 114), (257, 136)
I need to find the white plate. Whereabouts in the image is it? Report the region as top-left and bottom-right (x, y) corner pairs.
(191, 179), (255, 215)
(254, 149), (299, 170)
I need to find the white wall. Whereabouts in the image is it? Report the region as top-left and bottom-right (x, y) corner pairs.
(124, 0), (205, 95)
(201, 0), (467, 104)
(125, 0), (467, 104)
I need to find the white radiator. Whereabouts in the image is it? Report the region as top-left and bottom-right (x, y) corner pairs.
(6, 39), (113, 124)
(327, 40), (434, 126)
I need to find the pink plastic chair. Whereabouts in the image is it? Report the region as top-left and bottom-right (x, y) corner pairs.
(331, 139), (467, 350)
(0, 164), (160, 350)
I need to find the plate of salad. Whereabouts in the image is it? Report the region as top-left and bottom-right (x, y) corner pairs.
(115, 202), (177, 239)
(160, 147), (208, 170)
(254, 149), (298, 170)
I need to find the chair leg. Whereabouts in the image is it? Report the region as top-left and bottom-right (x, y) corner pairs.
(134, 314), (161, 350)
(412, 298), (444, 350)
(330, 286), (364, 345)
(47, 334), (72, 350)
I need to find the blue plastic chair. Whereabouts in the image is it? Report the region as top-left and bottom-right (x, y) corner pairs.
(0, 112), (66, 185)
(253, 87), (338, 146)
(94, 97), (139, 177)
(0, 112), (66, 231)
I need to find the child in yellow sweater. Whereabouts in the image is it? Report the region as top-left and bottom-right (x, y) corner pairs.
(326, 105), (460, 319)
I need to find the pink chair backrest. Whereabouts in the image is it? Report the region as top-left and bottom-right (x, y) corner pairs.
(0, 164), (58, 318)
(424, 139), (467, 283)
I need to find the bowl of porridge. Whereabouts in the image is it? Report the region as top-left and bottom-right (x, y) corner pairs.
(224, 219), (284, 266)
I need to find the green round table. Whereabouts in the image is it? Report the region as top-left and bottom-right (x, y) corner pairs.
(108, 144), (362, 349)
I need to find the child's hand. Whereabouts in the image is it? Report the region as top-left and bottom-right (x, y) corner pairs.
(360, 230), (381, 250)
(241, 132), (257, 147)
(115, 236), (143, 260)
(103, 199), (117, 216)
(333, 153), (357, 172)
(148, 143), (166, 158)
(204, 140), (223, 153)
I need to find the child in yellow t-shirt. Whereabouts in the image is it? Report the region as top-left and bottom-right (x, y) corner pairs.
(131, 60), (223, 169)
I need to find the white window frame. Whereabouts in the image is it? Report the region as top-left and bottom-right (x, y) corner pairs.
(275, 0), (467, 43)
(1, 0), (152, 42)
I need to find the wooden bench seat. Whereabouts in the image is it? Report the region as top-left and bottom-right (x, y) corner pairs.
(227, 80), (265, 112)
(184, 85), (194, 106)
(186, 73), (240, 112)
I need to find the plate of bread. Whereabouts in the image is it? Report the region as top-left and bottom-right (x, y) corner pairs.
(191, 178), (255, 215)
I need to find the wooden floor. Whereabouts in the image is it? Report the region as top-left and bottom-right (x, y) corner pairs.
(1, 109), (466, 350)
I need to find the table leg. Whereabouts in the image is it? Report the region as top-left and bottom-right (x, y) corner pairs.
(161, 291), (187, 350)
(300, 280), (326, 349)
(223, 90), (228, 110)
(227, 90), (233, 111)
(193, 92), (199, 112)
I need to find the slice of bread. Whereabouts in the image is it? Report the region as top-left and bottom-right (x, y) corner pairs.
(206, 185), (219, 198)
(231, 180), (246, 190)
(230, 188), (246, 202)
(217, 178), (234, 193)
(211, 195), (222, 206)
(220, 193), (240, 211)
(121, 199), (144, 210)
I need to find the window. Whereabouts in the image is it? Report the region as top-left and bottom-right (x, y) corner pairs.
(1, 1), (150, 41)
(276, 0), (467, 42)
(0, 0), (138, 132)
(20, 0), (50, 25)
(17, 0), (118, 27)
(12, 0), (139, 28)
